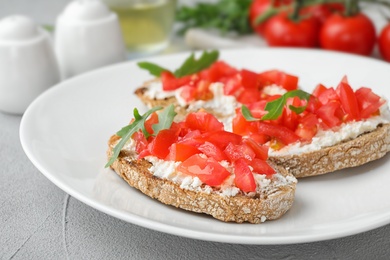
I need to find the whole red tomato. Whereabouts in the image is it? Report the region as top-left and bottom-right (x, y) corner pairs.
(379, 24), (390, 62)
(320, 13), (376, 56)
(249, 0), (292, 36)
(264, 13), (320, 47)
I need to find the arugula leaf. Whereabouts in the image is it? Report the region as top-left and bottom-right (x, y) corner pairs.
(241, 90), (311, 121)
(173, 50), (219, 78)
(241, 105), (259, 122)
(137, 62), (170, 77)
(152, 104), (177, 135)
(137, 50), (219, 78)
(105, 106), (163, 168)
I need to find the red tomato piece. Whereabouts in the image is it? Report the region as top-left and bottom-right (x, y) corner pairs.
(234, 158), (257, 193)
(355, 87), (385, 119)
(185, 111), (224, 133)
(132, 131), (149, 154)
(242, 137), (269, 160)
(199, 130), (242, 150)
(248, 158), (276, 175)
(166, 143), (200, 162)
(179, 86), (196, 103)
(237, 88), (262, 105)
(240, 69), (260, 89)
(148, 129), (179, 159)
(317, 88), (339, 105)
(337, 81), (360, 121)
(257, 121), (300, 145)
(278, 73), (299, 91)
(204, 61), (238, 82)
(144, 112), (159, 135)
(177, 154), (230, 186)
(161, 71), (193, 91)
(198, 141), (228, 162)
(315, 101), (343, 129)
(224, 143), (256, 163)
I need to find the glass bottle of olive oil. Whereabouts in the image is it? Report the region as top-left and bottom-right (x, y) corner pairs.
(103, 0), (177, 55)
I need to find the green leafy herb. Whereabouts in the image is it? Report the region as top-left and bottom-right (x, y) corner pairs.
(173, 50), (219, 78)
(175, 0), (253, 35)
(137, 50), (219, 78)
(137, 62), (170, 77)
(242, 90), (311, 121)
(152, 104), (177, 135)
(105, 106), (163, 168)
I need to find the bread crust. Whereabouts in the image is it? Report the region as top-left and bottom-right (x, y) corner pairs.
(135, 84), (390, 178)
(107, 135), (296, 223)
(269, 123), (390, 178)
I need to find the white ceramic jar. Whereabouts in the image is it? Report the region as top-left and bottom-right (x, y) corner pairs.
(54, 0), (127, 79)
(0, 15), (60, 115)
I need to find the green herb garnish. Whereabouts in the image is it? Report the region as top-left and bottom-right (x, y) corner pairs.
(175, 0), (253, 35)
(152, 104), (177, 135)
(106, 106), (164, 168)
(137, 50), (219, 78)
(242, 90), (311, 121)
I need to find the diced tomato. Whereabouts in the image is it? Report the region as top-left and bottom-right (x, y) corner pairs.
(198, 141), (228, 161)
(247, 100), (268, 118)
(355, 87), (385, 119)
(161, 71), (194, 91)
(177, 129), (203, 146)
(237, 88), (262, 104)
(282, 96), (302, 130)
(148, 129), (179, 159)
(240, 69), (259, 89)
(306, 95), (321, 113)
(278, 73), (299, 91)
(179, 86), (196, 103)
(224, 142), (256, 162)
(295, 114), (318, 141)
(242, 137), (269, 160)
(199, 130), (242, 150)
(315, 101), (343, 129)
(258, 70), (280, 87)
(185, 111), (224, 133)
(177, 154), (230, 186)
(132, 131), (148, 154)
(318, 88), (339, 105)
(337, 81), (360, 121)
(248, 158), (276, 176)
(144, 112), (159, 135)
(166, 143), (200, 162)
(224, 74), (242, 96)
(256, 121), (300, 145)
(258, 70), (298, 90)
(204, 61), (238, 83)
(194, 80), (213, 101)
(312, 83), (328, 97)
(232, 110), (259, 136)
(234, 158), (257, 193)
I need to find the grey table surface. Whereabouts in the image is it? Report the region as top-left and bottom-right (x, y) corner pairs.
(2, 0), (390, 259)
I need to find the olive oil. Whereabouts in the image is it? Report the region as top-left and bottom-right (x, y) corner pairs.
(108, 0), (176, 54)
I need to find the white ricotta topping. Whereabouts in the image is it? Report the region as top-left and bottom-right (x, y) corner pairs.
(262, 84), (287, 96)
(270, 102), (390, 156)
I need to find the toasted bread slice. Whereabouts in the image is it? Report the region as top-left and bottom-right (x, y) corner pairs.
(268, 123), (390, 178)
(107, 135), (297, 223)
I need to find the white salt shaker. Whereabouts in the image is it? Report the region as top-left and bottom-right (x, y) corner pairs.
(0, 15), (60, 115)
(54, 0), (127, 79)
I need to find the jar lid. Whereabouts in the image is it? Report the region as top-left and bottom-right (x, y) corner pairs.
(0, 15), (39, 41)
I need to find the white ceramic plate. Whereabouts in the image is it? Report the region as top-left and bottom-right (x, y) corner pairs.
(20, 48), (390, 245)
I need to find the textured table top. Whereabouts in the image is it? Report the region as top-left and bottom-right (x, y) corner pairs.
(2, 1), (390, 259)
